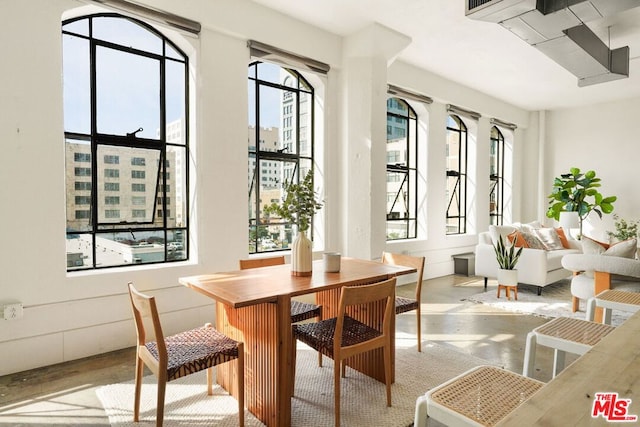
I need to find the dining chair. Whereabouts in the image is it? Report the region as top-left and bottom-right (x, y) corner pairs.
(128, 283), (245, 427)
(381, 251), (425, 351)
(239, 256), (322, 324)
(291, 277), (396, 427)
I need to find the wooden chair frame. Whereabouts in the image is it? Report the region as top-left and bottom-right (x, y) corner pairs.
(381, 251), (425, 351)
(128, 283), (245, 427)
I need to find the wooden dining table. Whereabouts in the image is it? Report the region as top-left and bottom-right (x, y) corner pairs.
(179, 257), (416, 426)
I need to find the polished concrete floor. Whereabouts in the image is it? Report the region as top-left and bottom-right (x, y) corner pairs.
(0, 274), (575, 426)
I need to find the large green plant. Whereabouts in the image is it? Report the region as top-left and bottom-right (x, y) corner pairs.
(546, 167), (616, 237)
(264, 171), (323, 233)
(493, 235), (523, 270)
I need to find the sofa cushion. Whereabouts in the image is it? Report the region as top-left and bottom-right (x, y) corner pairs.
(489, 225), (517, 246)
(547, 249), (580, 271)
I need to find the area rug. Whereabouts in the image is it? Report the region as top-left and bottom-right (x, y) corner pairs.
(97, 341), (492, 427)
(465, 279), (631, 326)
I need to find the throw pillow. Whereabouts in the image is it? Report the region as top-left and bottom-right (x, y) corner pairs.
(534, 228), (564, 250)
(507, 231), (529, 248)
(520, 231), (546, 250)
(555, 227), (571, 249)
(604, 238), (638, 259)
(581, 236), (610, 255)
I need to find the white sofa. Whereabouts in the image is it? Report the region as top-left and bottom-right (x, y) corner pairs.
(475, 224), (581, 295)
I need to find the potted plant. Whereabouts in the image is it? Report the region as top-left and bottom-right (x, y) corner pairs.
(493, 235), (523, 293)
(546, 167), (617, 238)
(264, 171), (323, 276)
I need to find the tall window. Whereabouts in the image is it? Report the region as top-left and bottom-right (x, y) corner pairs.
(62, 14), (189, 270)
(490, 126), (505, 225)
(386, 98), (418, 240)
(248, 62), (315, 253)
(446, 115), (467, 235)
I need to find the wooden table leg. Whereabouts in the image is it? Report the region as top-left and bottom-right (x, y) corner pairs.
(216, 300), (292, 426)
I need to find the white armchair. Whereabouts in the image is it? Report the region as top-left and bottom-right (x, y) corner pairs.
(561, 254), (640, 318)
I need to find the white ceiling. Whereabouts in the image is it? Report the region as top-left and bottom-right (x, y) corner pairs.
(250, 0), (640, 111)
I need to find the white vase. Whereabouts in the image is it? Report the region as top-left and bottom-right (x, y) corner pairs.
(291, 231), (312, 276)
(497, 268), (518, 286)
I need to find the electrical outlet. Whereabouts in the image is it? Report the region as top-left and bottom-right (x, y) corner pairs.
(3, 303), (23, 320)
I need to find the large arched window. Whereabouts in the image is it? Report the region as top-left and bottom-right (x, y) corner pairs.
(62, 14), (189, 270)
(490, 126), (505, 225)
(248, 62), (315, 253)
(446, 115), (467, 235)
(386, 97), (418, 240)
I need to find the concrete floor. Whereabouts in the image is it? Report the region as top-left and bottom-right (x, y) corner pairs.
(0, 274), (575, 426)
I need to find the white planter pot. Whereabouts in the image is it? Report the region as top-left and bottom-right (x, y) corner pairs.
(497, 268), (518, 286)
(291, 231), (312, 276)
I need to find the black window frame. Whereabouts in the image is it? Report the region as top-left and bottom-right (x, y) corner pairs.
(446, 114), (468, 235)
(62, 13), (190, 271)
(247, 61), (315, 254)
(490, 126), (505, 226)
(385, 97), (418, 240)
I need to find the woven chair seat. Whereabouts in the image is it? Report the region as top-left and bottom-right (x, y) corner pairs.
(293, 315), (382, 358)
(146, 325), (242, 381)
(425, 365), (544, 426)
(395, 296), (419, 314)
(290, 300), (322, 324)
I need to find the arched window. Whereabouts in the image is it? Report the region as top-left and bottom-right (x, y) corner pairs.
(446, 115), (467, 235)
(62, 14), (189, 270)
(386, 97), (418, 240)
(248, 62), (315, 253)
(490, 126), (505, 225)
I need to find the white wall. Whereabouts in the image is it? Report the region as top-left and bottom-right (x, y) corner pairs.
(542, 97), (640, 241)
(1, 0), (534, 375)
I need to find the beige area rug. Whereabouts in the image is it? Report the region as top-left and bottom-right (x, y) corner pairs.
(97, 340), (492, 427)
(465, 279), (632, 326)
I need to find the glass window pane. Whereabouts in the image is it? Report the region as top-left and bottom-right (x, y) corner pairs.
(95, 231), (165, 268)
(299, 91), (312, 157)
(165, 42), (183, 61)
(96, 46), (160, 138)
(96, 145), (160, 224)
(167, 230), (186, 261)
(62, 18), (89, 36)
(63, 34), (90, 134)
(92, 16), (162, 54)
(66, 137), (92, 232)
(66, 234), (93, 270)
(163, 145), (187, 228)
(256, 62), (283, 85)
(166, 60), (185, 141)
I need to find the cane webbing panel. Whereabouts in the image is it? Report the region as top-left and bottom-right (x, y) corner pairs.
(534, 316), (614, 346)
(293, 315), (382, 358)
(395, 296), (419, 314)
(146, 325), (241, 381)
(429, 366), (544, 426)
(290, 300), (322, 323)
(597, 290), (640, 306)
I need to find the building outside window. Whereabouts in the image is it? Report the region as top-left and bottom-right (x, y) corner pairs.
(62, 13), (189, 270)
(248, 61), (315, 253)
(446, 114), (467, 235)
(386, 97), (418, 240)
(490, 126), (505, 225)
